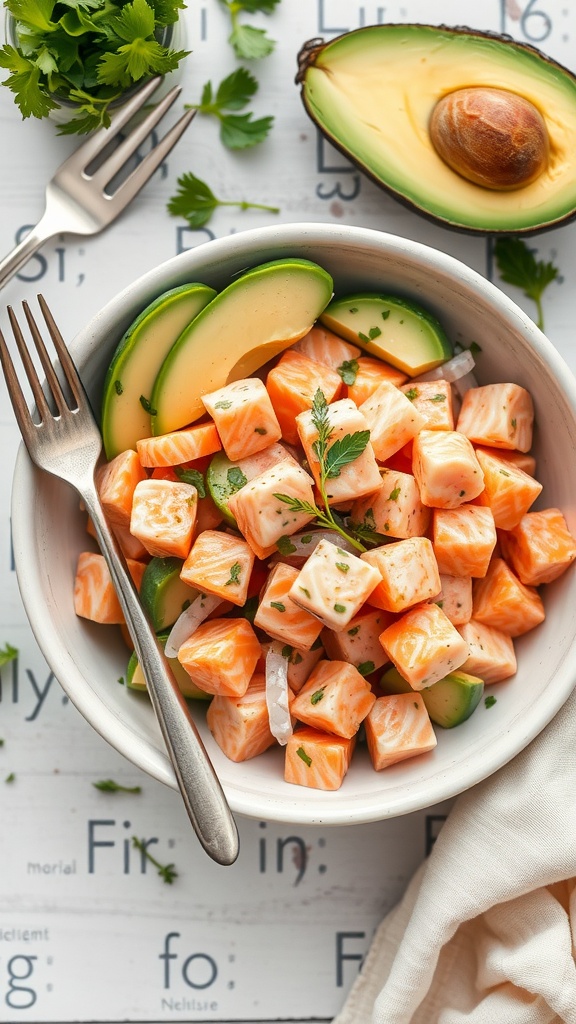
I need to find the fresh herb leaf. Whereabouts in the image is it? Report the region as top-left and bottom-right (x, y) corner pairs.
(494, 237), (560, 331)
(167, 171), (279, 229)
(484, 695), (497, 709)
(139, 395), (157, 415)
(219, 0), (280, 59)
(333, 603), (346, 613)
(132, 836), (177, 884)
(296, 746), (312, 767)
(0, 643), (18, 668)
(227, 466), (248, 491)
(357, 661), (375, 677)
(270, 601), (285, 612)
(225, 561), (242, 586)
(335, 561), (350, 573)
(310, 687), (326, 705)
(93, 779), (142, 793)
(5, 772), (15, 784)
(337, 359), (359, 386)
(186, 67), (273, 149)
(324, 430), (370, 479)
(174, 467), (206, 498)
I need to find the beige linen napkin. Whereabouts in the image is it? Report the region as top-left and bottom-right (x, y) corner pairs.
(334, 688), (576, 1024)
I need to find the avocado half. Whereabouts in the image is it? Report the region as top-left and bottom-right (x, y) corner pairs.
(297, 24), (576, 234)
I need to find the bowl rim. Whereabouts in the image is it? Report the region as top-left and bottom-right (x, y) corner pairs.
(11, 222), (576, 824)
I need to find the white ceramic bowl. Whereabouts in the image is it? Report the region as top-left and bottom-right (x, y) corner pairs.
(11, 223), (576, 824)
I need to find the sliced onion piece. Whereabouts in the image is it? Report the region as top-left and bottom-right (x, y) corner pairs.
(164, 592), (221, 658)
(412, 349), (476, 384)
(265, 642), (293, 746)
(269, 529), (357, 567)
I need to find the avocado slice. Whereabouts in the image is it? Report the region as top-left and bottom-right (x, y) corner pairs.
(297, 24), (576, 234)
(140, 557), (199, 631)
(151, 259), (334, 435)
(380, 666), (484, 728)
(320, 293), (452, 375)
(127, 632), (210, 701)
(102, 283), (216, 459)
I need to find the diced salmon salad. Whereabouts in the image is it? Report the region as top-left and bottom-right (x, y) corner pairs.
(75, 278), (576, 793)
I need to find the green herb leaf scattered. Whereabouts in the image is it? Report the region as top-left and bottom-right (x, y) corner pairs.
(337, 359), (359, 386)
(0, 643), (18, 668)
(494, 237), (560, 332)
(93, 779), (142, 794)
(167, 171), (279, 229)
(174, 467), (206, 498)
(132, 835), (177, 884)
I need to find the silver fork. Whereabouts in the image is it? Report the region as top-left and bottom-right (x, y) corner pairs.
(0, 296), (240, 867)
(0, 76), (195, 291)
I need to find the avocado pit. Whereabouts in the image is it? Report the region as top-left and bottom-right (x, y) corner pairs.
(429, 86), (549, 191)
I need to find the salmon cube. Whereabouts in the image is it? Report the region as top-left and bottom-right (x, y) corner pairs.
(206, 673), (276, 762)
(413, 429), (485, 509)
(254, 563), (324, 650)
(260, 640), (324, 694)
(350, 468), (430, 540)
(346, 355), (408, 405)
(97, 449), (146, 530)
(472, 557), (545, 637)
(227, 461), (316, 560)
(365, 693), (437, 770)
(456, 382), (534, 452)
(499, 508), (576, 586)
(284, 726), (355, 790)
(266, 350), (342, 445)
(361, 537), (441, 613)
(130, 479), (198, 559)
(474, 448), (542, 530)
(401, 380), (454, 430)
(359, 380), (428, 462)
(475, 445), (537, 478)
(294, 325), (361, 370)
(136, 422), (222, 468)
(87, 515), (148, 562)
(74, 552), (145, 625)
(177, 617), (261, 696)
(433, 505), (497, 578)
(290, 659), (376, 739)
(180, 530), (254, 607)
(458, 619), (517, 683)
(288, 538), (382, 631)
(321, 606), (393, 674)
(296, 397), (382, 504)
(434, 573), (473, 625)
(201, 378), (282, 462)
(380, 602), (470, 689)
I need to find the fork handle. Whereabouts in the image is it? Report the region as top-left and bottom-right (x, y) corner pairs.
(0, 215), (56, 292)
(82, 484), (240, 867)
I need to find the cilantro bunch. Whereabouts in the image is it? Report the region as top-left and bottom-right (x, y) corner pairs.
(0, 0), (190, 134)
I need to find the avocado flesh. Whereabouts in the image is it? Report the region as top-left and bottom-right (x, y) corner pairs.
(151, 259), (334, 435)
(101, 283), (216, 459)
(140, 556), (199, 631)
(300, 24), (576, 233)
(380, 666), (484, 728)
(127, 633), (210, 701)
(320, 293), (452, 375)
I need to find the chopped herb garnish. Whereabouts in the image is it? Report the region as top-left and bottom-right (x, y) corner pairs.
(93, 779), (142, 794)
(404, 387), (418, 401)
(0, 643), (18, 668)
(227, 466), (248, 490)
(300, 534), (313, 544)
(185, 68), (273, 149)
(349, 307), (358, 313)
(499, 468), (511, 477)
(114, 380), (123, 395)
(270, 601), (286, 612)
(358, 661), (375, 677)
(281, 644), (292, 658)
(225, 562), (242, 586)
(334, 603), (346, 613)
(215, 399), (233, 410)
(254, 427), (267, 435)
(429, 393), (446, 403)
(139, 395), (157, 416)
(337, 359), (359, 386)
(296, 746), (312, 767)
(175, 467), (206, 497)
(381, 310), (390, 320)
(5, 772), (15, 783)
(484, 695), (497, 709)
(511, 418), (517, 431)
(291, 651), (303, 665)
(358, 331), (371, 343)
(388, 487), (401, 501)
(132, 836), (177, 884)
(276, 535), (297, 555)
(348, 626), (360, 636)
(310, 687), (326, 705)
(299, 586), (311, 599)
(335, 561), (350, 573)
(368, 326), (381, 339)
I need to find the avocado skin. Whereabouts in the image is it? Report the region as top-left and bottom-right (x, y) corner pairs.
(297, 24), (576, 235)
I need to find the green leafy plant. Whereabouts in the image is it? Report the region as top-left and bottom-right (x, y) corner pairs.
(167, 170), (279, 228)
(0, 0), (189, 134)
(219, 0), (280, 60)
(274, 389), (376, 553)
(186, 67), (272, 149)
(494, 237), (560, 332)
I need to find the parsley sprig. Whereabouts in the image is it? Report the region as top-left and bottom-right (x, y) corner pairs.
(167, 171), (279, 229)
(132, 835), (177, 884)
(0, 0), (189, 134)
(274, 389), (371, 553)
(93, 779), (142, 794)
(186, 68), (273, 149)
(219, 0), (280, 60)
(0, 643), (18, 668)
(494, 237), (560, 332)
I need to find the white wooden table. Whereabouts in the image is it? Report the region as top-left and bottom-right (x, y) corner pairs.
(1, 2), (575, 1020)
